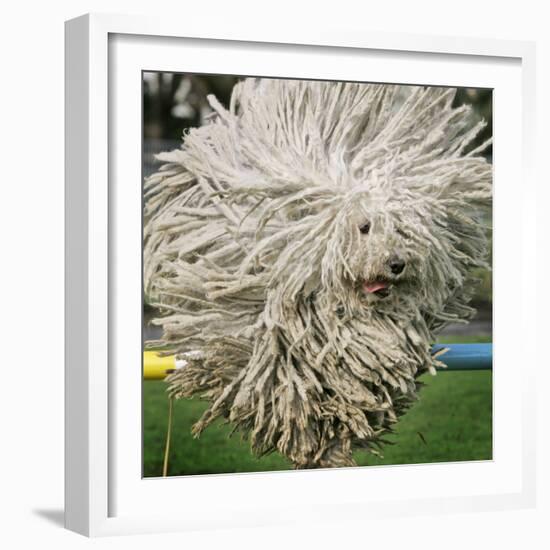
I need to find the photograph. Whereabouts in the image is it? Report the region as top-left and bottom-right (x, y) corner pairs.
(141, 72), (493, 477)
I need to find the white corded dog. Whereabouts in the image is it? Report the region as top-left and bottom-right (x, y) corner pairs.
(144, 79), (492, 468)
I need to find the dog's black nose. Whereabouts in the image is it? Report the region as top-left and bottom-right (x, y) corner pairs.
(389, 258), (405, 275)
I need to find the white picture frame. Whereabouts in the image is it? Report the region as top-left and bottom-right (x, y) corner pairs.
(65, 13), (537, 537)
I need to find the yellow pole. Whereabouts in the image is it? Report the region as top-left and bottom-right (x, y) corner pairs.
(143, 351), (177, 380)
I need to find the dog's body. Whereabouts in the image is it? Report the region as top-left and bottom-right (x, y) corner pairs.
(144, 79), (492, 468)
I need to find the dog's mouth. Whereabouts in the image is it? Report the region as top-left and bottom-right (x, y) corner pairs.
(362, 279), (391, 298)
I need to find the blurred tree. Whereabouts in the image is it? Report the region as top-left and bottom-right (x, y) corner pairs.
(143, 72), (239, 140)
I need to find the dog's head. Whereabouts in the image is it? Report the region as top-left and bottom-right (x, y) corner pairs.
(342, 187), (430, 304)
(320, 170), (490, 321)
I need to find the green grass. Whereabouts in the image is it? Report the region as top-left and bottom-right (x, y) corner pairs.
(143, 334), (492, 477)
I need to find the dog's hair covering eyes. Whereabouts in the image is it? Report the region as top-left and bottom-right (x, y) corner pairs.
(144, 79), (492, 469)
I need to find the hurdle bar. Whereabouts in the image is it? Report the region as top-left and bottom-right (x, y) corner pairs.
(143, 343), (492, 380)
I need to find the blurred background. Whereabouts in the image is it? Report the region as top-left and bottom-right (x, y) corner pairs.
(142, 73), (493, 477)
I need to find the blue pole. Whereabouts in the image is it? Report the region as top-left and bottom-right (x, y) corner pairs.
(431, 343), (492, 371)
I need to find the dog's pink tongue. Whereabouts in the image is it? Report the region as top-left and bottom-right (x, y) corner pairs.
(363, 281), (388, 294)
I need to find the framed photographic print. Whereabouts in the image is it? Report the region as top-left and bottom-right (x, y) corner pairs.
(65, 13), (536, 536)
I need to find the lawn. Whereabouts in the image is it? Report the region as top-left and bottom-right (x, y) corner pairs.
(143, 334), (492, 477)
